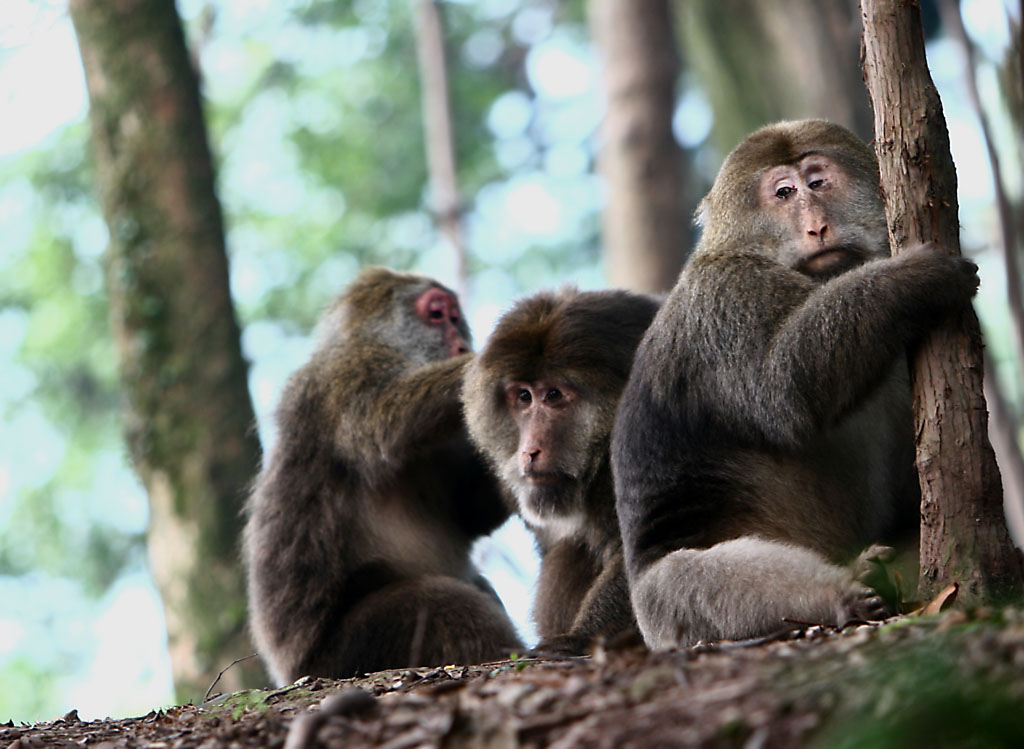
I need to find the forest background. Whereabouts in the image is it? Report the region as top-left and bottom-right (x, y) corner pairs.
(0, 0), (1021, 725)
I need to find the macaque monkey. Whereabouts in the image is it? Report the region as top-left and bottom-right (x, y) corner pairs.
(463, 288), (660, 654)
(611, 120), (979, 648)
(244, 267), (522, 684)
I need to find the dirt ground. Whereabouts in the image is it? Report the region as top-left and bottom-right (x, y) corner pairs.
(6, 608), (1024, 749)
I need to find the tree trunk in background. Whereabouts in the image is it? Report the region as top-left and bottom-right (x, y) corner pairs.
(589, 0), (688, 294)
(70, 0), (264, 698)
(681, 0), (872, 152)
(861, 0), (1024, 604)
(938, 0), (1024, 546)
(413, 0), (469, 299)
(985, 350), (1024, 547)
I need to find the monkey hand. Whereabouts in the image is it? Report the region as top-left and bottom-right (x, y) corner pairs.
(833, 544), (899, 627)
(835, 581), (890, 628)
(899, 242), (980, 302)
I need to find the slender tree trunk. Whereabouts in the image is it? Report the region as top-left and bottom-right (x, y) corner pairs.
(413, 0), (468, 298)
(985, 351), (1024, 546)
(937, 0), (1024, 546)
(70, 0), (264, 697)
(589, 0), (688, 293)
(860, 0), (1024, 603)
(938, 0), (1024, 364)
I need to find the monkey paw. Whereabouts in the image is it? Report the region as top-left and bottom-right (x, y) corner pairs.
(851, 543), (901, 610)
(837, 583), (890, 628)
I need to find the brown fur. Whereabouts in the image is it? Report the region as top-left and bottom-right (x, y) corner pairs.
(463, 287), (659, 653)
(244, 267), (521, 684)
(612, 120), (979, 648)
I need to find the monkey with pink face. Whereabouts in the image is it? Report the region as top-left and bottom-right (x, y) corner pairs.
(612, 120), (979, 648)
(244, 267), (521, 684)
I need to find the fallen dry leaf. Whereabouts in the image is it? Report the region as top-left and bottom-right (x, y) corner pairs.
(921, 583), (959, 616)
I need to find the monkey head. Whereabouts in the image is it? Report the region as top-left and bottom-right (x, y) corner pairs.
(463, 288), (659, 534)
(316, 266), (471, 364)
(695, 119), (889, 280)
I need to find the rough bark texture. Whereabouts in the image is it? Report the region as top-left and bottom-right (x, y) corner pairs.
(413, 0), (468, 298)
(589, 0), (688, 294)
(860, 0), (1023, 603)
(70, 0), (264, 698)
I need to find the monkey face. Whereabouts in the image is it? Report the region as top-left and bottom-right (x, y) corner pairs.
(498, 379), (596, 532)
(414, 286), (471, 357)
(758, 155), (887, 279)
(379, 282), (472, 365)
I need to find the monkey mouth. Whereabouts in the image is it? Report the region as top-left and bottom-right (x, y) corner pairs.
(522, 469), (574, 485)
(797, 246), (867, 279)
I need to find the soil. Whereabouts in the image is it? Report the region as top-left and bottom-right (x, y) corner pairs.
(6, 608), (1024, 749)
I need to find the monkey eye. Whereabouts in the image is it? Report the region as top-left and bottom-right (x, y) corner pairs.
(429, 308), (444, 320)
(808, 179), (825, 189)
(517, 389), (532, 404)
(775, 185), (796, 199)
(545, 388), (562, 402)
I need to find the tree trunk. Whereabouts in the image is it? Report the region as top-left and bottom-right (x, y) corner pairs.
(589, 0), (688, 294)
(70, 0), (264, 697)
(682, 0), (873, 151)
(413, 0), (469, 299)
(860, 0), (1024, 603)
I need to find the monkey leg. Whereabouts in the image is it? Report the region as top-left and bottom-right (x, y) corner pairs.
(630, 536), (887, 649)
(302, 575), (523, 679)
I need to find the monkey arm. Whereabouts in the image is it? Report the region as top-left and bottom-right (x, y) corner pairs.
(762, 249), (976, 439)
(630, 536), (887, 648)
(335, 354), (470, 469)
(530, 543), (636, 656)
(687, 248), (976, 447)
(565, 550), (635, 641)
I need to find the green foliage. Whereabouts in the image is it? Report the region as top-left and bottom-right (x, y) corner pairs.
(0, 656), (61, 723)
(0, 124), (132, 593)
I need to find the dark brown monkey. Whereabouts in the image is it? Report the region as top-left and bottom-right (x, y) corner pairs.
(463, 288), (660, 654)
(611, 119), (980, 648)
(244, 267), (522, 684)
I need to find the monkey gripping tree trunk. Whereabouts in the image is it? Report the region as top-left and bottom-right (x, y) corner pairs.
(860, 0), (1024, 604)
(70, 0), (264, 697)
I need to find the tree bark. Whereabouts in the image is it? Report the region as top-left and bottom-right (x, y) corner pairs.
(589, 0), (688, 294)
(413, 0), (468, 298)
(860, 0), (1024, 603)
(70, 0), (264, 697)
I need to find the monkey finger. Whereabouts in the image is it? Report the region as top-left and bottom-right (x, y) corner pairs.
(857, 543), (896, 564)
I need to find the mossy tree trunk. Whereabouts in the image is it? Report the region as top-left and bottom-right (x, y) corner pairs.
(860, 0), (1024, 604)
(69, 0), (264, 697)
(589, 0), (689, 293)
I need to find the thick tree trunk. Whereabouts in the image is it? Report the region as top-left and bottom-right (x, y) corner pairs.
(860, 0), (1024, 603)
(589, 0), (688, 293)
(70, 0), (264, 697)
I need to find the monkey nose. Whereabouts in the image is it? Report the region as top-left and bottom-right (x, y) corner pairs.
(807, 224), (829, 239)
